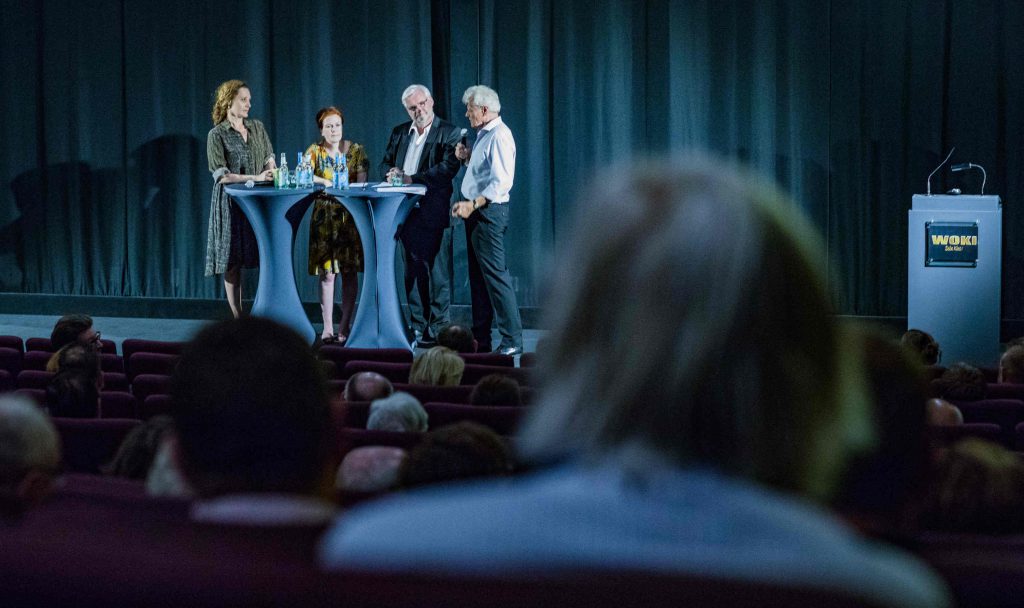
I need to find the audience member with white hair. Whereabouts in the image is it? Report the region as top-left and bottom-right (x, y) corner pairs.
(366, 392), (428, 433)
(321, 156), (950, 608)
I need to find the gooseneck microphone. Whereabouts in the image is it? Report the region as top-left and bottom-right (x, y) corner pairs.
(951, 162), (987, 195)
(926, 147), (956, 196)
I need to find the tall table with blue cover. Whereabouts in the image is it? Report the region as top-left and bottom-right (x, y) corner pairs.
(224, 184), (425, 348)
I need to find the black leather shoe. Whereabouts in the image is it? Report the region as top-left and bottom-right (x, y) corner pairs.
(494, 346), (523, 356)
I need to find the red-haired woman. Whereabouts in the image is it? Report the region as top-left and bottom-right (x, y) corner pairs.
(306, 106), (368, 343)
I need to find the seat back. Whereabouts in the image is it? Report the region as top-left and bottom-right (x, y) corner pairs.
(121, 338), (185, 361)
(424, 402), (527, 435)
(460, 364), (533, 386)
(342, 360), (411, 384)
(53, 417), (141, 474)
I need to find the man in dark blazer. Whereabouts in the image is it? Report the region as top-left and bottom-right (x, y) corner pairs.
(380, 84), (463, 347)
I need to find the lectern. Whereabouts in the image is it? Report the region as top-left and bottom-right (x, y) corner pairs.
(907, 194), (1002, 366)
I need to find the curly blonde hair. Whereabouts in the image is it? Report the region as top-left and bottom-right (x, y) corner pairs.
(211, 80), (248, 126)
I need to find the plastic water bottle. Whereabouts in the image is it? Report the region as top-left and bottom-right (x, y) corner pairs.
(335, 153), (348, 188)
(276, 153), (288, 188)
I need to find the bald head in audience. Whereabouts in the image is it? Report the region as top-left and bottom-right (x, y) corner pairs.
(0, 395), (61, 517)
(927, 398), (963, 427)
(999, 346), (1024, 384)
(344, 372), (394, 403)
(337, 447), (406, 494)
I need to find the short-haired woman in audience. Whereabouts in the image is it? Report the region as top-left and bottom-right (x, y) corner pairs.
(306, 106), (368, 344)
(409, 346), (464, 386)
(321, 156), (951, 608)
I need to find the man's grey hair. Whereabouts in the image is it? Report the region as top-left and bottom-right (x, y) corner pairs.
(367, 392), (428, 433)
(401, 84), (432, 103)
(462, 85), (501, 113)
(517, 156), (872, 500)
(0, 395), (60, 489)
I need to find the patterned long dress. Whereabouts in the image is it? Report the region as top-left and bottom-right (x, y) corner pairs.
(306, 141), (368, 275)
(204, 118), (274, 276)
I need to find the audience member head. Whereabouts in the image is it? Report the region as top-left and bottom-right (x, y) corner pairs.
(51, 313), (101, 351)
(437, 324), (476, 353)
(900, 329), (941, 366)
(337, 447), (406, 494)
(45, 344), (102, 418)
(409, 346), (465, 386)
(922, 438), (1024, 534)
(366, 392), (428, 433)
(999, 345), (1024, 384)
(470, 373), (522, 406)
(931, 362), (988, 402)
(832, 327), (931, 533)
(400, 422), (512, 489)
(926, 398), (963, 427)
(0, 395), (60, 518)
(170, 317), (333, 498)
(518, 156), (872, 500)
(103, 415), (175, 479)
(344, 371), (394, 403)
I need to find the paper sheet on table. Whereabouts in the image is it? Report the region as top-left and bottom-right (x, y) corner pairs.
(374, 182), (427, 194)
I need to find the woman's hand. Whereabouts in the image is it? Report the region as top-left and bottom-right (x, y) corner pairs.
(257, 169), (274, 182)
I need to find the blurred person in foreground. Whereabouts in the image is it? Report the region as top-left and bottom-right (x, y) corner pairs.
(832, 328), (931, 541)
(168, 317), (336, 526)
(320, 157), (950, 607)
(0, 395), (60, 518)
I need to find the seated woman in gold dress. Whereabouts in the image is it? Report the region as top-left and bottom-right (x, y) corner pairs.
(306, 106), (368, 343)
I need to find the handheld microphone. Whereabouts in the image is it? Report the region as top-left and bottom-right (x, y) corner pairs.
(460, 128), (468, 145)
(951, 162), (987, 195)
(926, 147), (956, 196)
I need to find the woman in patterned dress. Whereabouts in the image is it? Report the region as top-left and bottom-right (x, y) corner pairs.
(204, 79), (276, 317)
(306, 106), (368, 343)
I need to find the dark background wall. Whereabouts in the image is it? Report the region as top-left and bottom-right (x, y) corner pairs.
(0, 1), (1020, 327)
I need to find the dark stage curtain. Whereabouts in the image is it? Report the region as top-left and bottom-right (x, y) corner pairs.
(0, 1), (1021, 322)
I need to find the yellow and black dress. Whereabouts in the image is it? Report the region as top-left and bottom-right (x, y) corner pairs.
(306, 141), (368, 275)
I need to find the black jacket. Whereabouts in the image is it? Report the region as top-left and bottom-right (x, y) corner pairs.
(379, 116), (462, 232)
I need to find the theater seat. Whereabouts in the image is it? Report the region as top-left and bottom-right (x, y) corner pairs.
(460, 364), (532, 386)
(423, 403), (526, 435)
(127, 352), (179, 379)
(100, 391), (138, 419)
(394, 383), (473, 405)
(343, 361), (411, 384)
(52, 417), (141, 474)
(0, 346), (22, 375)
(460, 352), (515, 367)
(0, 335), (25, 352)
(320, 347), (413, 378)
(121, 338), (184, 361)
(132, 374), (172, 403)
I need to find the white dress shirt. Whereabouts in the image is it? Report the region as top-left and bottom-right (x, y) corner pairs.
(461, 116), (515, 203)
(402, 122), (431, 176)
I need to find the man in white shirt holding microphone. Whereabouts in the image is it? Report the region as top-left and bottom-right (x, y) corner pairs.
(452, 85), (523, 356)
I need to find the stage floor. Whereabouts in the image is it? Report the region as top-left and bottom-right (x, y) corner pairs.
(0, 314), (544, 355)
